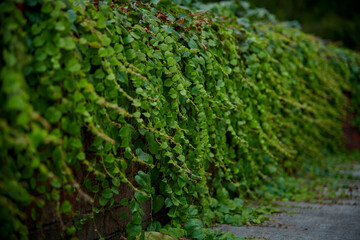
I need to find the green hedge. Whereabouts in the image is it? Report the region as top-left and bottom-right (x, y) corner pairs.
(0, 0), (359, 239)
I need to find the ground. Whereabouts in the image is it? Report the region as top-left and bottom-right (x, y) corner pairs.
(215, 166), (360, 240)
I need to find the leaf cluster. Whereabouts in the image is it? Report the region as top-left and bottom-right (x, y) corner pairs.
(0, 0), (359, 239)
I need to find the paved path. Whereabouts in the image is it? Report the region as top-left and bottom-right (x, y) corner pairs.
(215, 169), (360, 240)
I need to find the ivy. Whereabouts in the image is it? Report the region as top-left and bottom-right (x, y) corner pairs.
(0, 0), (359, 239)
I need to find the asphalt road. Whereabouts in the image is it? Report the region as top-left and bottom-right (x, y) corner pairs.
(215, 169), (360, 240)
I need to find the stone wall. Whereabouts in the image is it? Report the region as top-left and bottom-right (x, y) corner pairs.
(27, 164), (150, 240)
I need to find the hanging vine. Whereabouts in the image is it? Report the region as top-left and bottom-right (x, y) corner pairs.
(0, 0), (359, 239)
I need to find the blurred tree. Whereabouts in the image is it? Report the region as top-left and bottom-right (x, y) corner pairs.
(249, 0), (360, 51)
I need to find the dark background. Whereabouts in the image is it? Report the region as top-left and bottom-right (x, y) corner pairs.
(249, 0), (360, 51)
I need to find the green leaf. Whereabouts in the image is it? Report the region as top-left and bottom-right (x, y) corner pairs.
(112, 178), (121, 187)
(76, 152), (85, 161)
(188, 39), (198, 49)
(180, 89), (186, 96)
(98, 47), (107, 57)
(208, 39), (217, 47)
(100, 34), (111, 46)
(132, 99), (142, 107)
(160, 142), (168, 149)
(147, 222), (162, 232)
(167, 57), (176, 67)
(101, 188), (113, 199)
(66, 226), (76, 235)
(31, 208), (36, 221)
(41, 2), (53, 13)
(126, 223), (142, 237)
(6, 95), (26, 110)
(45, 107), (62, 123)
(165, 36), (175, 44)
(145, 133), (160, 154)
(135, 191), (150, 203)
(120, 198), (129, 206)
(69, 138), (82, 149)
(144, 231), (175, 240)
(136, 148), (152, 163)
(123, 35), (134, 44)
(169, 88), (178, 99)
(188, 205), (198, 216)
(160, 227), (186, 239)
(55, 21), (66, 31)
(97, 19), (107, 29)
(67, 9), (77, 23)
(33, 35), (46, 47)
(60, 200), (72, 213)
(165, 198), (173, 208)
(59, 37), (76, 50)
(99, 196), (108, 206)
(105, 154), (115, 163)
(51, 189), (60, 201)
(184, 219), (205, 240)
(66, 58), (81, 72)
(135, 171), (151, 190)
(162, 25), (180, 38)
(126, 49), (136, 60)
(153, 195), (164, 213)
(130, 31), (141, 39)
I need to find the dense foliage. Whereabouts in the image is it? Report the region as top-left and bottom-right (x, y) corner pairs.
(0, 0), (359, 239)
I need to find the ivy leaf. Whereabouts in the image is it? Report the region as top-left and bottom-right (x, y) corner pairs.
(167, 57), (176, 67)
(60, 200), (72, 213)
(135, 191), (149, 203)
(126, 223), (142, 238)
(120, 125), (132, 147)
(184, 219), (205, 240)
(66, 226), (76, 235)
(126, 49), (136, 60)
(101, 188), (113, 199)
(98, 47), (107, 57)
(135, 171), (151, 191)
(120, 198), (129, 206)
(162, 25), (180, 38)
(41, 2), (53, 13)
(97, 19), (107, 29)
(132, 99), (142, 107)
(160, 227), (187, 239)
(123, 35), (134, 44)
(116, 70), (128, 84)
(55, 21), (66, 31)
(99, 197), (108, 206)
(188, 205), (198, 217)
(145, 231), (175, 240)
(59, 37), (75, 50)
(165, 36), (175, 44)
(69, 138), (82, 149)
(165, 198), (173, 208)
(45, 106), (62, 123)
(152, 195), (164, 213)
(51, 189), (60, 201)
(136, 148), (153, 163)
(160, 142), (168, 149)
(67, 9), (77, 23)
(146, 133), (160, 154)
(188, 39), (198, 49)
(66, 58), (81, 72)
(105, 154), (115, 163)
(147, 222), (162, 232)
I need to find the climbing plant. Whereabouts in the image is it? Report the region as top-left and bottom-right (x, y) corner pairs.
(0, 0), (359, 239)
